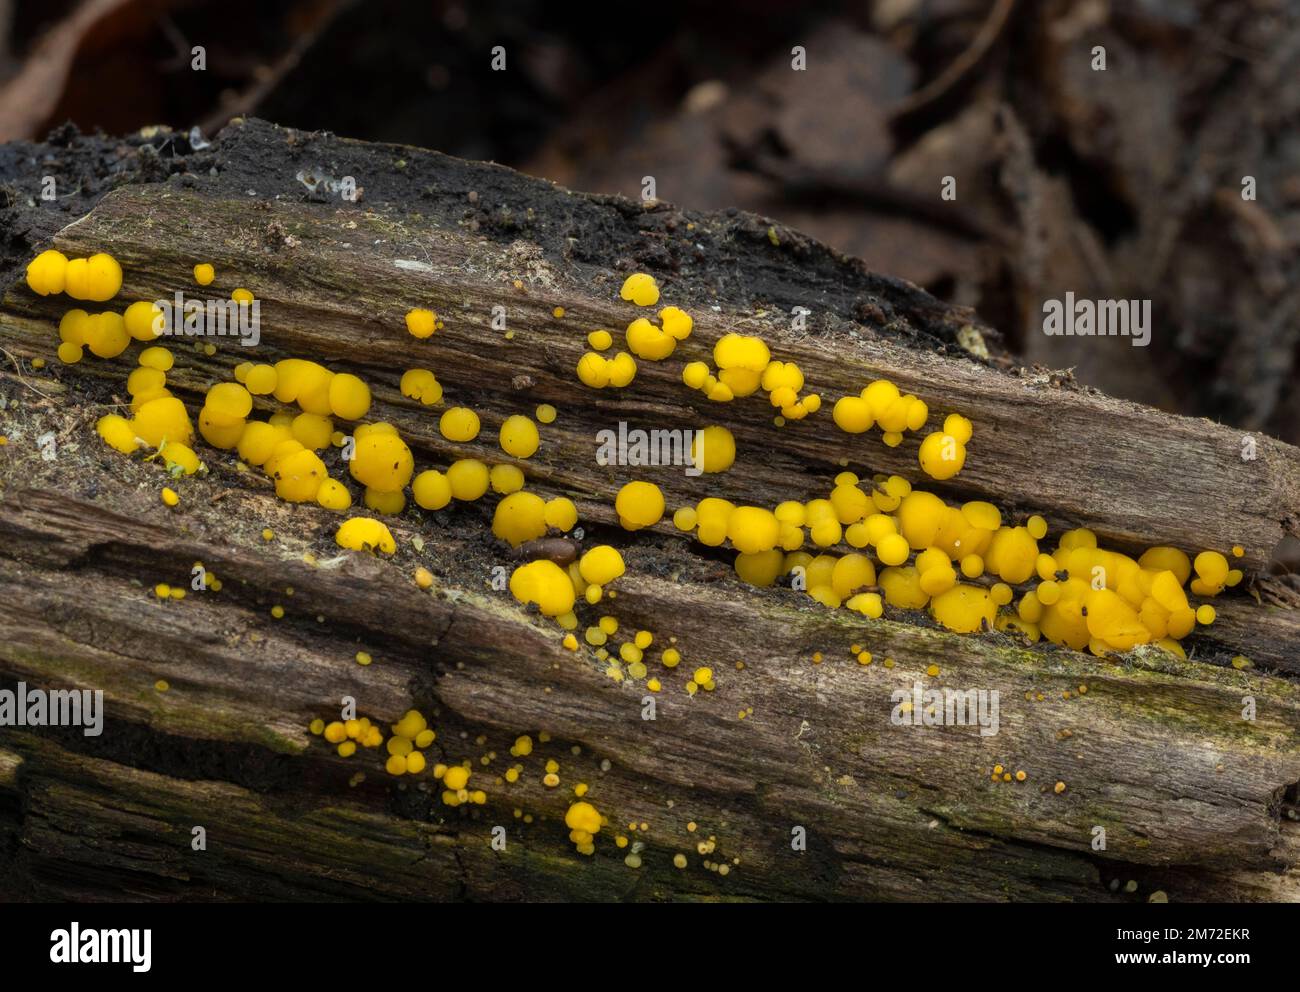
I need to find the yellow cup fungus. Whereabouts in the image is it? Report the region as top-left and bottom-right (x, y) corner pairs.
(577, 350), (637, 388)
(27, 250), (123, 301)
(63, 248), (1248, 678)
(26, 250), (69, 296)
(447, 459), (490, 500)
(193, 263), (215, 286)
(489, 463), (525, 495)
(615, 480), (665, 530)
(625, 316), (679, 360)
(413, 469), (453, 510)
(579, 545), (625, 586)
(96, 414), (141, 454)
(328, 373), (372, 420)
(133, 396), (195, 448)
(336, 516), (396, 554)
(620, 272), (660, 307)
(123, 300), (163, 341)
(544, 497), (578, 531)
(440, 406), (480, 442)
(499, 414), (540, 458)
(160, 442), (201, 476)
(81, 312), (130, 358)
(691, 425), (736, 473)
(493, 491), (549, 546)
(317, 478), (353, 511)
(509, 559), (576, 616)
(405, 308), (437, 338)
(400, 368), (443, 405)
(349, 427), (414, 491)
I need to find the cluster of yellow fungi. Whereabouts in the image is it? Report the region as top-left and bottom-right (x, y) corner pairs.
(24, 241), (1251, 863)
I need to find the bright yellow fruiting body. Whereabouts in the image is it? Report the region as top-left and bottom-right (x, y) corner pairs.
(405, 308), (437, 338)
(349, 428), (413, 491)
(133, 396), (194, 447)
(544, 497), (578, 531)
(316, 478), (352, 511)
(274, 448), (327, 502)
(335, 517), (396, 554)
(615, 480), (665, 530)
(488, 463), (525, 495)
(625, 316), (678, 360)
(124, 300), (163, 341)
(509, 559), (576, 616)
(26, 250), (69, 296)
(400, 368), (443, 405)
(161, 442), (201, 476)
(500, 415), (540, 458)
(193, 263), (215, 286)
(691, 425), (735, 473)
(447, 459), (490, 500)
(290, 412), (334, 450)
(918, 430), (966, 480)
(440, 407), (480, 442)
(328, 373), (371, 420)
(620, 272), (660, 307)
(83, 312), (130, 358)
(96, 414), (140, 454)
(577, 352), (610, 388)
(412, 469), (453, 510)
(579, 545), (625, 586)
(493, 491), (549, 546)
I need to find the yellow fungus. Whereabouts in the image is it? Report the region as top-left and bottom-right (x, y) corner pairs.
(579, 545), (625, 586)
(543, 497), (578, 531)
(615, 480), (665, 530)
(328, 373), (372, 420)
(406, 308), (437, 338)
(316, 478), (352, 511)
(409, 469), (451, 510)
(123, 300), (163, 341)
(691, 425), (736, 473)
(26, 249), (69, 296)
(161, 487), (179, 507)
(499, 414), (540, 458)
(193, 263), (215, 286)
(335, 517), (397, 554)
(620, 272), (660, 307)
(918, 430), (966, 480)
(576, 352), (611, 388)
(447, 459), (490, 500)
(438, 404), (481, 442)
(348, 428), (413, 493)
(493, 491), (549, 546)
(587, 330), (612, 350)
(509, 559), (576, 616)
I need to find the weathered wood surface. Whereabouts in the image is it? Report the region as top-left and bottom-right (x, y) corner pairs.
(0, 118), (1296, 902)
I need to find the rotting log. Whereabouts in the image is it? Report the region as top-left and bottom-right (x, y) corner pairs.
(0, 118), (1297, 902)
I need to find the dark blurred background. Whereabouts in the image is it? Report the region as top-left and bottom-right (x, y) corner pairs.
(1, 0), (1297, 445)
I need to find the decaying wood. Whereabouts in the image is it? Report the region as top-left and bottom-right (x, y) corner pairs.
(0, 118), (1297, 902)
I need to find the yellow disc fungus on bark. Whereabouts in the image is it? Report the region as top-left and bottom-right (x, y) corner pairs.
(335, 517), (397, 554)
